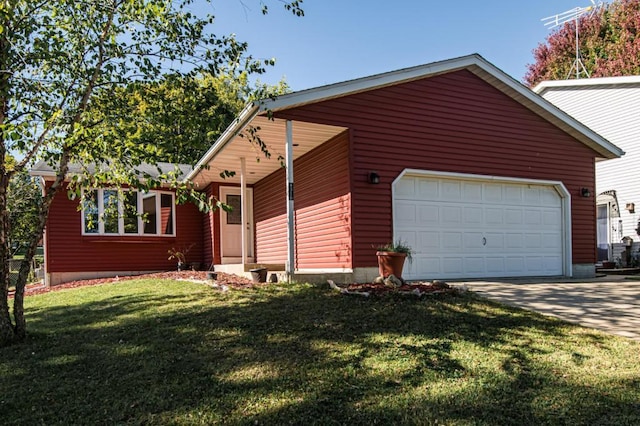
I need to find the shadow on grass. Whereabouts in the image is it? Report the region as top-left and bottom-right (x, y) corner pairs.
(1, 281), (638, 425)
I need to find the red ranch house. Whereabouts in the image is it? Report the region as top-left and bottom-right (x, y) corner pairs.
(33, 54), (623, 286)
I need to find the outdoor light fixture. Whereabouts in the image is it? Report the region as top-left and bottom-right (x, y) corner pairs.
(368, 171), (380, 184)
(581, 187), (591, 198)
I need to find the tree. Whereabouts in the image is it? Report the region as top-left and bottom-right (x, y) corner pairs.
(89, 70), (289, 165)
(7, 166), (40, 258)
(525, 0), (640, 87)
(0, 0), (303, 347)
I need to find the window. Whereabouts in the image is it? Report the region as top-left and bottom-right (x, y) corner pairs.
(81, 189), (175, 236)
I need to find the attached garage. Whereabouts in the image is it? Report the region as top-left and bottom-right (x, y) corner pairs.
(394, 170), (570, 280)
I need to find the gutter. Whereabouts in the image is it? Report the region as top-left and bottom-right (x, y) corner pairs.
(184, 102), (261, 182)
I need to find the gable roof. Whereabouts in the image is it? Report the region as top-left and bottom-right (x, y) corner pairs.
(187, 54), (624, 183)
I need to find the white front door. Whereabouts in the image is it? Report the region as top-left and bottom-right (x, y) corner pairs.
(220, 187), (254, 262)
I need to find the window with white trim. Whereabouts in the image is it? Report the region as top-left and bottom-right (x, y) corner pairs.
(82, 189), (175, 236)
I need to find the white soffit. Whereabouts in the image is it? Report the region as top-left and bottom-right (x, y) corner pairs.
(190, 116), (346, 187)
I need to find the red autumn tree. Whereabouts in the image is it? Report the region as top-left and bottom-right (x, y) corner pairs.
(525, 0), (640, 87)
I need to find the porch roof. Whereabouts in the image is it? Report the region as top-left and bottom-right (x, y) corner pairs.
(188, 114), (346, 187)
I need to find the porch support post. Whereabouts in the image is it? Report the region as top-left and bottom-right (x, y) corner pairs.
(286, 120), (295, 281)
(240, 157), (247, 265)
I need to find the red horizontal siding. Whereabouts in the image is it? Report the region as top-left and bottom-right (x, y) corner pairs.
(45, 184), (204, 273)
(253, 131), (352, 269)
(275, 70), (597, 268)
(202, 182), (221, 268)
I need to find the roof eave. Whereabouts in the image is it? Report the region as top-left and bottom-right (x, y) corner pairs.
(533, 75), (640, 94)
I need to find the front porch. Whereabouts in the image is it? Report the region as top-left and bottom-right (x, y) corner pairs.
(212, 263), (378, 285)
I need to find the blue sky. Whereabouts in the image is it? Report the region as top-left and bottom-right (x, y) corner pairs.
(195, 1), (603, 90)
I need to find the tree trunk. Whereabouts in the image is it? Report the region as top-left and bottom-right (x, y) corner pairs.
(12, 193), (53, 340)
(0, 174), (14, 345)
(0, 18), (14, 346)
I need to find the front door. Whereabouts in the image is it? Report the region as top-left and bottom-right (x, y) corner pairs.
(219, 187), (254, 263)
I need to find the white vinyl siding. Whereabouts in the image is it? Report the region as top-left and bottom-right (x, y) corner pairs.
(540, 83), (640, 243)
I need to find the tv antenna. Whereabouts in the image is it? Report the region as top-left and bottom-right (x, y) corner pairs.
(542, 1), (603, 79)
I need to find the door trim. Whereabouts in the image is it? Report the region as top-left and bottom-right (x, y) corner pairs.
(219, 186), (254, 263)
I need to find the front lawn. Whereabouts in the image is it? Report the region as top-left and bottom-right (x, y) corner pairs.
(1, 279), (639, 425)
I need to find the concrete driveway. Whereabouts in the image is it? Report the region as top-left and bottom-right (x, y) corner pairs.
(463, 275), (640, 341)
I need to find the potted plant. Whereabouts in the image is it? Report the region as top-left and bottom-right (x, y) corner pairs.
(168, 244), (194, 271)
(376, 241), (413, 279)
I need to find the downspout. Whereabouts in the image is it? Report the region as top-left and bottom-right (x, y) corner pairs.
(286, 120), (295, 281)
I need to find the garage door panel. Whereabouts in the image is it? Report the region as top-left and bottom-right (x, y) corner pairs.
(544, 256), (563, 272)
(442, 181), (462, 201)
(443, 258), (464, 274)
(442, 206), (462, 224)
(464, 232), (484, 250)
(485, 208), (503, 225)
(506, 233), (524, 248)
(525, 210), (542, 225)
(464, 257), (485, 273)
(526, 257), (544, 273)
(464, 207), (483, 224)
(396, 178), (416, 197)
(486, 258), (505, 273)
(484, 184), (503, 202)
(505, 209), (523, 225)
(418, 205), (439, 223)
(442, 232), (462, 250)
(395, 203), (417, 224)
(463, 182), (483, 201)
(395, 174), (565, 280)
(544, 210), (561, 226)
(419, 231), (440, 249)
(524, 187), (542, 204)
(543, 233), (561, 248)
(484, 233), (504, 249)
(525, 234), (542, 249)
(505, 186), (523, 203)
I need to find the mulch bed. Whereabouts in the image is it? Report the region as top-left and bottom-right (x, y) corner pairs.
(345, 282), (457, 296)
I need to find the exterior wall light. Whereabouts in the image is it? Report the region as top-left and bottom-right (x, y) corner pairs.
(368, 171), (380, 184)
(581, 187), (591, 198)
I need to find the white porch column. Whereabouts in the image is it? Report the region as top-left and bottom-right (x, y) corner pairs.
(286, 120), (295, 280)
(240, 157), (247, 265)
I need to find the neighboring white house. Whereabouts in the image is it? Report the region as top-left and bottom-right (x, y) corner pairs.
(534, 76), (640, 264)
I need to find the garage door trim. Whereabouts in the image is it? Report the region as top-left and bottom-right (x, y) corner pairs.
(392, 169), (572, 278)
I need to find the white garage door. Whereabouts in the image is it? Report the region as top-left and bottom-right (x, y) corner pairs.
(394, 174), (565, 280)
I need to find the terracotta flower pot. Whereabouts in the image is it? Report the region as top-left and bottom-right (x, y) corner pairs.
(376, 251), (407, 279)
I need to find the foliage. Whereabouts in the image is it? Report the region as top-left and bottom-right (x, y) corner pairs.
(376, 240), (414, 260)
(1, 279), (639, 424)
(87, 70), (289, 165)
(0, 0), (304, 346)
(167, 243), (194, 264)
(526, 0), (640, 86)
(7, 170), (40, 256)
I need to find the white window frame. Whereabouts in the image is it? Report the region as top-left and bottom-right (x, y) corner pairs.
(81, 188), (176, 237)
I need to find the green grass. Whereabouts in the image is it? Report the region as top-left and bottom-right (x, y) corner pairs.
(1, 280), (639, 425)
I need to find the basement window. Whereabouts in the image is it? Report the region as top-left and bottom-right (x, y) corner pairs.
(81, 189), (175, 236)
